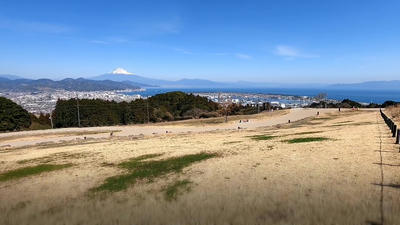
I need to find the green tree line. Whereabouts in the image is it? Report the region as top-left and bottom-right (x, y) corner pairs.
(0, 97), (31, 131)
(52, 92), (221, 128)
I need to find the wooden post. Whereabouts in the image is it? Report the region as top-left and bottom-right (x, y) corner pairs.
(396, 129), (400, 144)
(146, 101), (150, 124)
(390, 120), (394, 134)
(50, 114), (53, 129)
(76, 97), (81, 128)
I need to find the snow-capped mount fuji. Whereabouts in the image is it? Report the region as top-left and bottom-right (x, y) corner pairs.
(91, 68), (162, 87)
(91, 68), (231, 88)
(112, 68), (134, 75)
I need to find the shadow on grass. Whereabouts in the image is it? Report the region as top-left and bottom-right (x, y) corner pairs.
(372, 183), (400, 189)
(312, 117), (334, 121)
(328, 122), (374, 127)
(373, 162), (400, 167)
(91, 152), (217, 193)
(0, 164), (72, 182)
(283, 137), (331, 144)
(285, 131), (324, 136)
(334, 120), (354, 124)
(248, 135), (276, 141)
(223, 141), (243, 145)
(365, 220), (383, 225)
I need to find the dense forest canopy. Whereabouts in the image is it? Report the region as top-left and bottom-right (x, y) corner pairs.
(309, 99), (399, 108)
(52, 92), (221, 128)
(51, 91), (272, 128)
(0, 97), (31, 131)
(3, 91), (398, 131)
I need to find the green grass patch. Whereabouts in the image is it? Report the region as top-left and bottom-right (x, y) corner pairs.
(284, 137), (331, 144)
(223, 141), (243, 145)
(17, 152), (94, 164)
(334, 120), (354, 124)
(289, 131), (323, 136)
(0, 164), (72, 182)
(312, 117), (333, 120)
(350, 122), (374, 126)
(328, 124), (349, 127)
(164, 179), (193, 201)
(328, 121), (374, 127)
(249, 135), (276, 141)
(92, 152), (217, 193)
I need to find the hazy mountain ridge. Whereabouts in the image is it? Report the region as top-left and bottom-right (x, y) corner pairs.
(329, 80), (400, 90)
(92, 73), (161, 87)
(0, 74), (24, 80)
(2, 72), (399, 90)
(0, 77), (139, 92)
(91, 73), (276, 88)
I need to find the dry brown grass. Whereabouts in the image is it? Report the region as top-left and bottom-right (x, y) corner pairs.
(152, 109), (288, 126)
(0, 130), (121, 143)
(1, 109), (399, 225)
(386, 105), (400, 123)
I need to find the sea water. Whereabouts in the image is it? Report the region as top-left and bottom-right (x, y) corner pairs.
(125, 87), (400, 104)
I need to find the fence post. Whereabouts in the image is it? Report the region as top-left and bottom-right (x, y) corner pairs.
(390, 120), (393, 132)
(396, 129), (400, 144)
(391, 122), (395, 136)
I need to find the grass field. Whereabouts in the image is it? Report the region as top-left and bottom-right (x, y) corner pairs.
(387, 105), (400, 124)
(1, 109), (400, 225)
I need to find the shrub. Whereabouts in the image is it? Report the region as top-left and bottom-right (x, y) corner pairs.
(0, 97), (31, 131)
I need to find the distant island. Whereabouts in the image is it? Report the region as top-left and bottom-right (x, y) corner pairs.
(0, 77), (140, 92)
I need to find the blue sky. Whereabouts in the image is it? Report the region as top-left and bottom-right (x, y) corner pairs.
(0, 0), (399, 83)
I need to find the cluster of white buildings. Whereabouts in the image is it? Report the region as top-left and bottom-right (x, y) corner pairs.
(1, 90), (320, 115)
(0, 90), (142, 114)
(195, 92), (313, 108)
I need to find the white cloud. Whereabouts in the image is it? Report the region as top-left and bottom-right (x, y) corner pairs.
(131, 17), (182, 36)
(90, 40), (108, 44)
(0, 19), (71, 33)
(275, 45), (319, 59)
(109, 37), (129, 43)
(172, 47), (192, 54)
(156, 21), (180, 34)
(89, 37), (130, 45)
(235, 53), (252, 59)
(212, 52), (229, 56)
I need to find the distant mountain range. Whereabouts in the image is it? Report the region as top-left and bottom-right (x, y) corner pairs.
(92, 70), (400, 89)
(0, 74), (24, 80)
(1, 68), (399, 91)
(329, 80), (400, 90)
(0, 77), (139, 92)
(91, 69), (278, 88)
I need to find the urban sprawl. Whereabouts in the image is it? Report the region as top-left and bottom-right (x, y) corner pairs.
(0, 90), (331, 114)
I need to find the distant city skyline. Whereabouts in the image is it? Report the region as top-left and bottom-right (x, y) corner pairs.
(1, 0), (400, 83)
